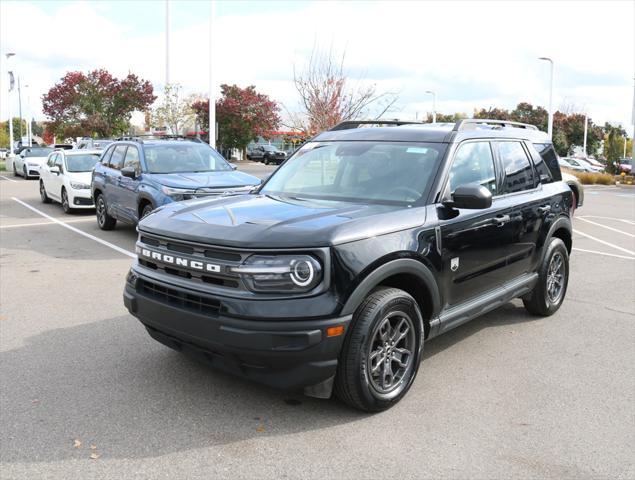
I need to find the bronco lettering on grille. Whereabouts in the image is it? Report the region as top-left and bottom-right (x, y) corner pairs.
(138, 247), (221, 273)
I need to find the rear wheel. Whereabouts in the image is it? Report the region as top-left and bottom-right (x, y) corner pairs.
(13, 163), (18, 177)
(523, 237), (569, 316)
(40, 181), (52, 203)
(95, 194), (116, 230)
(335, 287), (423, 412)
(23, 165), (29, 179)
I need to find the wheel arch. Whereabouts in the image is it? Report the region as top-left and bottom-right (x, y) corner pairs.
(137, 194), (155, 219)
(340, 258), (441, 338)
(546, 215), (572, 254)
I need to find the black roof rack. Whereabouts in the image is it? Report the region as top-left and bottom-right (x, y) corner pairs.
(453, 119), (538, 131)
(329, 120), (425, 131)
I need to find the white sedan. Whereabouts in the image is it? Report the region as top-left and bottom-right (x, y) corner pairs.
(13, 146), (54, 179)
(39, 149), (102, 213)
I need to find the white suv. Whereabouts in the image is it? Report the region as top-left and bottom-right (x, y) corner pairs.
(40, 149), (102, 213)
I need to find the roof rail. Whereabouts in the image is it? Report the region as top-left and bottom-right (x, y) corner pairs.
(453, 119), (538, 131)
(329, 120), (424, 131)
(114, 134), (203, 143)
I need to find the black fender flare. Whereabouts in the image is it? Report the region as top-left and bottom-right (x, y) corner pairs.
(340, 258), (441, 318)
(542, 215), (572, 258)
(137, 192), (156, 212)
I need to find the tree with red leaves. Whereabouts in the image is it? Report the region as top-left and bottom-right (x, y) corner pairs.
(192, 84), (280, 156)
(42, 69), (156, 138)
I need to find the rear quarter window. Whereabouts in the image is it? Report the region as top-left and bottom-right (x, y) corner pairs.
(533, 143), (562, 181)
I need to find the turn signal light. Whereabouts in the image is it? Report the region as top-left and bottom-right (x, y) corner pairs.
(326, 325), (345, 337)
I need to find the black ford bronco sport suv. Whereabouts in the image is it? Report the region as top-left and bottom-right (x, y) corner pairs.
(124, 119), (572, 412)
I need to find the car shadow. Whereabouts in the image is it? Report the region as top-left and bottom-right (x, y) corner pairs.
(0, 315), (367, 464)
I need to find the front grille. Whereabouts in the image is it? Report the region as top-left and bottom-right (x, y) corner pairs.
(138, 279), (221, 316)
(136, 232), (249, 291)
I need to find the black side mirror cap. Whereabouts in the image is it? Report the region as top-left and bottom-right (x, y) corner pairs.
(444, 184), (492, 209)
(121, 166), (137, 178)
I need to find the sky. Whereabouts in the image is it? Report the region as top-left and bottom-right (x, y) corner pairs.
(0, 0), (633, 133)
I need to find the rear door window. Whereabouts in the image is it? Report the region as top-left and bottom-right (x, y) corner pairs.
(109, 145), (127, 170)
(496, 141), (535, 193)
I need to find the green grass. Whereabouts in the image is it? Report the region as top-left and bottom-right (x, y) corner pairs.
(0, 161), (6, 172)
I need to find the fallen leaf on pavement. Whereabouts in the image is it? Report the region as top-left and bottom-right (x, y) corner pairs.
(90, 445), (97, 450)
(256, 425), (265, 433)
(73, 439), (81, 449)
(90, 453), (100, 460)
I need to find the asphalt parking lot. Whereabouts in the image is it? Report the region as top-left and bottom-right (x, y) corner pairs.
(1, 166), (633, 479)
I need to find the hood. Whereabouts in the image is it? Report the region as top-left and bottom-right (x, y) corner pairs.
(66, 171), (93, 184)
(24, 156), (48, 165)
(139, 194), (426, 248)
(146, 170), (261, 189)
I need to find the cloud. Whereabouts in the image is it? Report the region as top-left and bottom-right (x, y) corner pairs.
(1, 0), (633, 131)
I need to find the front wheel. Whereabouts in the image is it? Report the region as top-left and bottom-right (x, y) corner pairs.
(141, 203), (154, 219)
(95, 194), (117, 230)
(23, 165), (29, 180)
(40, 181), (52, 203)
(61, 188), (73, 213)
(335, 287), (423, 412)
(523, 237), (569, 316)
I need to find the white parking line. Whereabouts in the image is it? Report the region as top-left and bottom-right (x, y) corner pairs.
(576, 217), (635, 237)
(579, 215), (635, 225)
(11, 197), (135, 259)
(573, 229), (635, 256)
(573, 248), (635, 261)
(0, 175), (18, 183)
(0, 217), (95, 229)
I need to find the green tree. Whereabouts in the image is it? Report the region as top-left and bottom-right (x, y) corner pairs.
(152, 84), (194, 135)
(604, 124), (627, 173)
(3, 117), (26, 142)
(552, 130), (569, 157)
(0, 124), (9, 148)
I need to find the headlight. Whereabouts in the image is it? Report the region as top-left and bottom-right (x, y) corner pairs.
(70, 181), (91, 190)
(231, 254), (322, 293)
(161, 186), (197, 200)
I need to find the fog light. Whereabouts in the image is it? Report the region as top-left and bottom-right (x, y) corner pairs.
(326, 325), (345, 337)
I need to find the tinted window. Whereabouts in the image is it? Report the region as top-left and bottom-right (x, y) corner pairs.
(497, 141), (535, 193)
(123, 146), (141, 171)
(262, 141), (445, 204)
(102, 146), (115, 165)
(109, 145), (127, 170)
(527, 143), (553, 184)
(66, 154), (101, 172)
(24, 147), (54, 157)
(448, 142), (497, 195)
(47, 154), (56, 167)
(54, 154), (64, 168)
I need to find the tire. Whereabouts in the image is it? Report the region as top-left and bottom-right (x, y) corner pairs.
(61, 188), (72, 214)
(95, 194), (116, 230)
(40, 181), (52, 204)
(264, 158), (270, 165)
(523, 237), (569, 316)
(13, 163), (18, 177)
(23, 165), (29, 180)
(141, 203), (154, 219)
(570, 189), (577, 216)
(335, 287), (424, 412)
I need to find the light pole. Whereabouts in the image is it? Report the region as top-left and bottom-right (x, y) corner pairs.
(538, 57), (554, 140)
(165, 0), (170, 86)
(208, 0), (216, 149)
(6, 52), (15, 155)
(582, 113), (587, 157)
(25, 83), (32, 147)
(425, 90), (436, 123)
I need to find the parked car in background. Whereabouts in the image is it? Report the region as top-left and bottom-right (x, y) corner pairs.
(91, 138), (261, 230)
(13, 146), (54, 178)
(561, 171), (584, 215)
(618, 158), (632, 173)
(574, 158), (603, 173)
(247, 144), (287, 165)
(39, 149), (102, 213)
(558, 157), (586, 172)
(0, 148), (7, 159)
(76, 138), (114, 150)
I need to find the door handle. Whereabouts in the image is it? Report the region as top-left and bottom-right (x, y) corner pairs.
(537, 205), (551, 214)
(493, 214), (511, 227)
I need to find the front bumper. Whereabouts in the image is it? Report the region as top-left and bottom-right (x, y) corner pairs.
(123, 278), (351, 391)
(68, 190), (95, 208)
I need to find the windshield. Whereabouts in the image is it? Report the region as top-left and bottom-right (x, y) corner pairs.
(262, 145), (277, 151)
(261, 141), (446, 204)
(66, 154), (101, 172)
(24, 148), (53, 157)
(144, 144), (232, 174)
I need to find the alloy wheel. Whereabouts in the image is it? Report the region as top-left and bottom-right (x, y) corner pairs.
(62, 190), (69, 212)
(546, 252), (565, 303)
(367, 311), (416, 395)
(96, 197), (106, 226)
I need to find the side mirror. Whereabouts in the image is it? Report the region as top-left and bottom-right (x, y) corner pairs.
(121, 166), (137, 179)
(231, 164), (237, 170)
(444, 184), (492, 210)
(50, 166), (60, 175)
